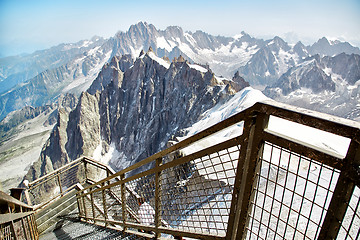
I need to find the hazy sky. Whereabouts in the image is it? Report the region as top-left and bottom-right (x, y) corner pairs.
(1, 0), (359, 57)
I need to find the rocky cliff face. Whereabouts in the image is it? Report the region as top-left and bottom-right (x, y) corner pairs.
(0, 93), (77, 191)
(24, 50), (248, 181)
(263, 53), (360, 120)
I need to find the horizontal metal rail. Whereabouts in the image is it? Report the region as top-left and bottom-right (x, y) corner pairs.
(0, 191), (38, 240)
(76, 100), (360, 239)
(23, 156), (113, 211)
(0, 212), (38, 240)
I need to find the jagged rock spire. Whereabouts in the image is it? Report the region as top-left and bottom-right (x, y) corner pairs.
(139, 50), (145, 57)
(172, 55), (185, 63)
(147, 46), (154, 53)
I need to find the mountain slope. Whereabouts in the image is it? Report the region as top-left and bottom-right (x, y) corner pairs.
(24, 50), (249, 181)
(263, 53), (360, 120)
(0, 45), (112, 120)
(0, 94), (77, 192)
(238, 36), (307, 86)
(0, 37), (106, 93)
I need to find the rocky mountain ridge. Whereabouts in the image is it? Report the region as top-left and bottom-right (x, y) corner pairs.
(0, 93), (77, 192)
(1, 22), (359, 120)
(264, 53), (360, 120)
(24, 50), (249, 181)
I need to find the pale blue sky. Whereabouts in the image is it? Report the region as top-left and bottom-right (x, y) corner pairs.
(1, 0), (359, 57)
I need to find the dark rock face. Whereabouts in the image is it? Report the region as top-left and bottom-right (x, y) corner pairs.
(263, 53), (360, 120)
(309, 37), (360, 57)
(0, 93), (77, 142)
(24, 51), (249, 180)
(23, 94), (78, 181)
(87, 55), (133, 95)
(264, 53), (360, 97)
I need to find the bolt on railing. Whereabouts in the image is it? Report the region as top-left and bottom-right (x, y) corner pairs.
(76, 100), (360, 239)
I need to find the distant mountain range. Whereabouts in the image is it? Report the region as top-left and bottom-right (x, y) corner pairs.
(1, 21), (359, 120)
(0, 22), (359, 192)
(264, 53), (360, 120)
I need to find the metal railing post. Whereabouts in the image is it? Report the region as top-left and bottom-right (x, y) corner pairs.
(120, 174), (127, 231)
(82, 193), (87, 221)
(90, 188), (96, 223)
(31, 214), (38, 239)
(21, 217), (27, 239)
(155, 157), (162, 238)
(102, 182), (108, 226)
(24, 189), (32, 206)
(10, 221), (17, 240)
(226, 112), (269, 240)
(318, 141), (360, 239)
(84, 160), (88, 182)
(57, 174), (63, 196)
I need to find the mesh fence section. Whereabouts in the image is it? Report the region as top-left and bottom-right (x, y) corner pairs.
(245, 142), (340, 240)
(0, 224), (12, 240)
(106, 184), (123, 222)
(86, 163), (108, 183)
(27, 161), (85, 206)
(91, 187), (105, 221)
(125, 174), (156, 226)
(161, 144), (240, 236)
(337, 186), (360, 240)
(59, 163), (85, 191)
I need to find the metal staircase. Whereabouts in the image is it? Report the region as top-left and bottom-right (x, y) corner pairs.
(1, 100), (360, 240)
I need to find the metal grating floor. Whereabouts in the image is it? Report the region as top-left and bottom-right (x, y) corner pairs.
(39, 213), (141, 240)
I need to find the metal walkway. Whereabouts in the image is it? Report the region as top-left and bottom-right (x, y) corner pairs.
(39, 213), (139, 240)
(1, 100), (359, 240)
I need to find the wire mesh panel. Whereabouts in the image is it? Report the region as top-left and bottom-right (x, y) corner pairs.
(161, 144), (241, 236)
(0, 223), (12, 240)
(245, 142), (340, 240)
(27, 160), (85, 206)
(91, 187), (106, 222)
(0, 214), (38, 240)
(337, 186), (360, 240)
(86, 163), (108, 183)
(125, 174), (156, 226)
(59, 162), (86, 191)
(106, 184), (123, 222)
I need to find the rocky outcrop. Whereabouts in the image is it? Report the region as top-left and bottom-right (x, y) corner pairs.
(0, 93), (77, 142)
(24, 51), (249, 180)
(263, 53), (360, 120)
(87, 55), (133, 94)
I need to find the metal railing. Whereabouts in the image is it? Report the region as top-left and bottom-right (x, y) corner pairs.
(0, 191), (38, 240)
(76, 100), (360, 239)
(23, 156), (113, 211)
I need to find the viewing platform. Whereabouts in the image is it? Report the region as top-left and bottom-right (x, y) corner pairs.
(1, 101), (359, 240)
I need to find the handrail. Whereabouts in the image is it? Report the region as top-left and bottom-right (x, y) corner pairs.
(0, 191), (38, 240)
(80, 100), (360, 193)
(76, 101), (360, 239)
(0, 191), (33, 212)
(23, 156), (114, 211)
